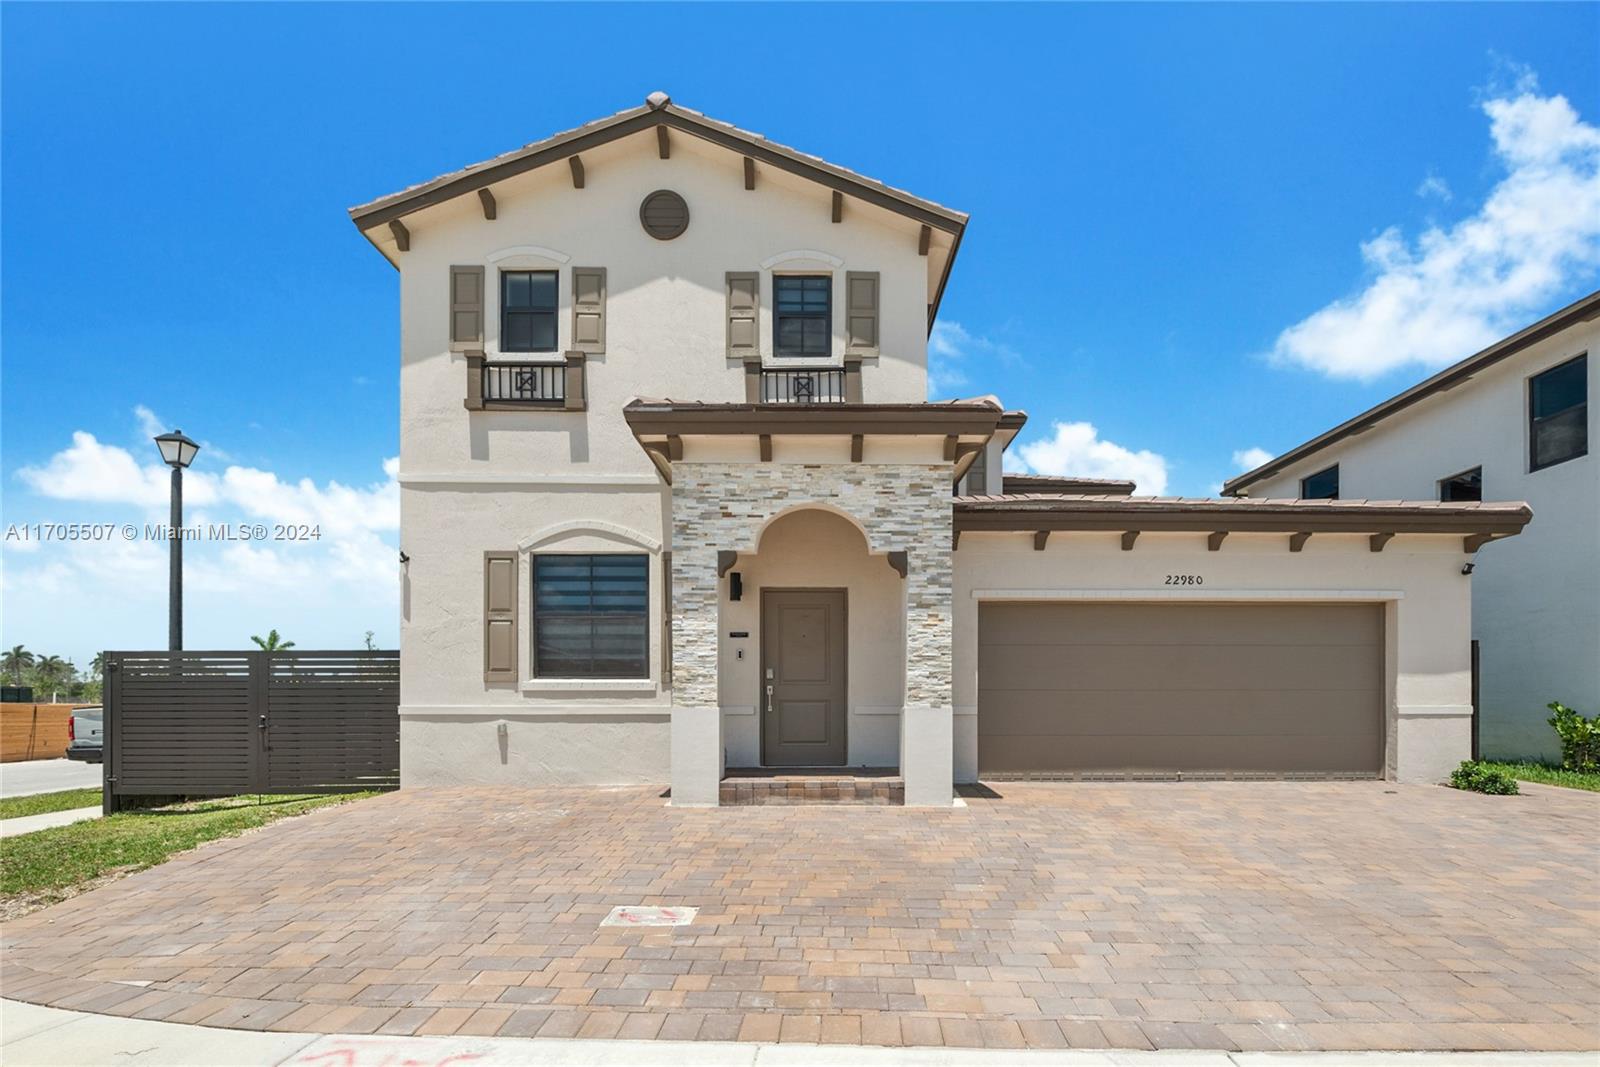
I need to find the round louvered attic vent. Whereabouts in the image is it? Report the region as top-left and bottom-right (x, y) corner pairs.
(639, 189), (689, 240)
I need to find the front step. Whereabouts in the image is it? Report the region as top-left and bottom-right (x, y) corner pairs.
(720, 769), (904, 806)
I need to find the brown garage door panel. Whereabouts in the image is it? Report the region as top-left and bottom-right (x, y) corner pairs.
(979, 644), (1382, 693)
(980, 733), (1382, 775)
(979, 689), (1384, 739)
(979, 602), (1382, 647)
(977, 603), (1384, 777)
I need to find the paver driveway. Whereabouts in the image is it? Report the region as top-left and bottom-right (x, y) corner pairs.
(3, 782), (1596, 1052)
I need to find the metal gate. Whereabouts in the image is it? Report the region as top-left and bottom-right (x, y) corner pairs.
(103, 650), (399, 811)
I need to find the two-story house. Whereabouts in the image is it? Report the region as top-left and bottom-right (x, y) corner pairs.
(1226, 293), (1598, 762)
(352, 93), (1530, 805)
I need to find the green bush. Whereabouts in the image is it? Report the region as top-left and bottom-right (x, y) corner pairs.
(1547, 702), (1600, 773)
(1449, 760), (1519, 795)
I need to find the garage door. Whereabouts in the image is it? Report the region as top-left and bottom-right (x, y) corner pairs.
(977, 602), (1383, 778)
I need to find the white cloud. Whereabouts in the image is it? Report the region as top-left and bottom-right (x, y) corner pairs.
(1272, 73), (1600, 381)
(927, 320), (1023, 399)
(17, 431), (211, 509)
(16, 433), (396, 537)
(1232, 446), (1274, 472)
(134, 404), (166, 440)
(5, 411), (399, 662)
(1013, 421), (1169, 496)
(1415, 173), (1453, 202)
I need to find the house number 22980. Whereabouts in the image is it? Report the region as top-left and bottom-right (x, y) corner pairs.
(1164, 574), (1204, 586)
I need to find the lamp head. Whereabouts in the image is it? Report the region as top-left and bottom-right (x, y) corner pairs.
(153, 430), (200, 469)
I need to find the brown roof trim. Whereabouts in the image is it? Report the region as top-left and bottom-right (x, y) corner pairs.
(349, 96), (969, 330)
(1002, 474), (1135, 496)
(623, 400), (1004, 438)
(349, 98), (966, 236)
(997, 410), (1028, 432)
(1225, 290), (1600, 495)
(954, 495), (1532, 539)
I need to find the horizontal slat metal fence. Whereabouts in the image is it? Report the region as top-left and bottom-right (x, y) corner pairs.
(104, 650), (398, 812)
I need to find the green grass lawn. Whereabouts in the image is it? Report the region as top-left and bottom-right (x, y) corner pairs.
(0, 788), (103, 821)
(1, 792), (379, 915)
(1481, 761), (1600, 792)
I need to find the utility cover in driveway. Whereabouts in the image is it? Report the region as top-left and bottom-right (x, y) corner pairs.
(978, 601), (1385, 777)
(600, 905), (698, 927)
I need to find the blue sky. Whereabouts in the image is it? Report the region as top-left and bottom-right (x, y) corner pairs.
(3, 3), (1598, 664)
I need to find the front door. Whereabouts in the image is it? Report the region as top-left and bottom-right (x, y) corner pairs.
(761, 589), (847, 766)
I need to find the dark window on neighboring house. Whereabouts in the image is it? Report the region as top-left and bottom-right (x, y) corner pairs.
(1301, 464), (1339, 500)
(1440, 467), (1483, 502)
(532, 554), (649, 678)
(501, 270), (558, 353)
(1530, 354), (1588, 471)
(964, 445), (988, 495)
(774, 275), (831, 358)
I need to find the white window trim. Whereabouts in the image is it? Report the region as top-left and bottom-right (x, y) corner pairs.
(487, 245), (571, 265)
(760, 248), (843, 269)
(519, 678), (657, 693)
(488, 256), (567, 360)
(521, 536), (660, 689)
(519, 521), (661, 553)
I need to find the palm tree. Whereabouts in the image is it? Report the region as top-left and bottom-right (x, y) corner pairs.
(3, 645), (34, 685)
(250, 630), (296, 652)
(33, 655), (68, 702)
(90, 652), (105, 678)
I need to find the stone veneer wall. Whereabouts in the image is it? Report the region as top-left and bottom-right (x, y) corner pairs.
(670, 463), (953, 712)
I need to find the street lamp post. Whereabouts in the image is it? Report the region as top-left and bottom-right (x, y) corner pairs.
(153, 431), (200, 651)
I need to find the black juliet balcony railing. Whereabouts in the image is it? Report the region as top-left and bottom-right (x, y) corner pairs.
(744, 358), (862, 404)
(464, 353), (586, 411)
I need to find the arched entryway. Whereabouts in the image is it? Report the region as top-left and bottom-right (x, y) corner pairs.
(721, 506), (905, 768)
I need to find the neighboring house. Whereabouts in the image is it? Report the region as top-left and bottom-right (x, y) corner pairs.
(1226, 293), (1599, 762)
(351, 93), (1530, 805)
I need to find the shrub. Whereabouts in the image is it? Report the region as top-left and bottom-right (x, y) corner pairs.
(1547, 702), (1600, 773)
(1449, 760), (1519, 795)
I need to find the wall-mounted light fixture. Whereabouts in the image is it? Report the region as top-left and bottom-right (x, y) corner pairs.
(729, 572), (743, 601)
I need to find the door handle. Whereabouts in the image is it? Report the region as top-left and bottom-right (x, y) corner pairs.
(765, 684), (774, 714)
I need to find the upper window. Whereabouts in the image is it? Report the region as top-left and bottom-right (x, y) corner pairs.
(1530, 354), (1588, 472)
(501, 270), (558, 353)
(774, 275), (831, 359)
(1301, 464), (1339, 500)
(1439, 467), (1483, 502)
(532, 554), (648, 679)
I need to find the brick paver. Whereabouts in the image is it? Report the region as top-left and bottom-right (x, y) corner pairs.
(3, 782), (1596, 1051)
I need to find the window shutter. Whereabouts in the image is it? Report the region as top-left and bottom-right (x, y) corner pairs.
(571, 267), (606, 353)
(449, 266), (485, 352)
(726, 271), (760, 358)
(845, 271), (879, 356)
(483, 551), (518, 682)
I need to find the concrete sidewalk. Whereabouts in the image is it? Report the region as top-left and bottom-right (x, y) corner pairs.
(0, 758), (101, 798)
(0, 805), (100, 838)
(1, 1001), (1592, 1067)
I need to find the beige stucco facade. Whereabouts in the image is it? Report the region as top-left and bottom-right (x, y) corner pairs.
(364, 96), (1525, 802)
(1236, 313), (1597, 761)
(389, 111), (952, 789)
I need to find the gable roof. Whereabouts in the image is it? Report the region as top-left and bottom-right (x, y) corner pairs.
(348, 92), (970, 326)
(1225, 290), (1600, 495)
